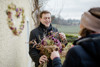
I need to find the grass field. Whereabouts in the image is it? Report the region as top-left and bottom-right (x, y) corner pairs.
(52, 24), (80, 34)
(61, 43), (72, 63)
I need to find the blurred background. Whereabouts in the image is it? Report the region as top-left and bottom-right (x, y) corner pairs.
(42, 0), (100, 34)
(0, 0), (100, 67)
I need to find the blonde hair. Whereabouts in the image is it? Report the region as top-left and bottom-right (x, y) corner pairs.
(79, 28), (95, 37)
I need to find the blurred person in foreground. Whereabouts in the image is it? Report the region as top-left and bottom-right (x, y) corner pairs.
(50, 7), (100, 67)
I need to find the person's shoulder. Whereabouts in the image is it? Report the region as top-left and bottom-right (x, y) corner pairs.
(68, 45), (84, 55)
(68, 45), (87, 58)
(69, 45), (84, 52)
(31, 27), (39, 33)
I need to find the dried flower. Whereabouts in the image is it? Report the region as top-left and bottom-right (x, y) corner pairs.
(32, 31), (66, 58)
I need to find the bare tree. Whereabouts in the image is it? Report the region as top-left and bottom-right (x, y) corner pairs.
(30, 0), (49, 27)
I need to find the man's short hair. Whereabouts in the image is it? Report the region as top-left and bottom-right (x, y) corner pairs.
(40, 10), (51, 18)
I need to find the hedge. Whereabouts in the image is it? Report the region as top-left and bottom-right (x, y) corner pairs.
(65, 34), (78, 43)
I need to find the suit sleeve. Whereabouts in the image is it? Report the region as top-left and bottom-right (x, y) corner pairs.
(52, 57), (62, 67)
(29, 31), (41, 66)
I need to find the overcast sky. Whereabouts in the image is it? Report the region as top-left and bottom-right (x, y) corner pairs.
(44, 0), (100, 20)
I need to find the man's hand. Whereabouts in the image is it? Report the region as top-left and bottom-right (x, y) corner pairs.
(29, 40), (34, 44)
(39, 55), (48, 64)
(29, 40), (37, 48)
(59, 32), (66, 40)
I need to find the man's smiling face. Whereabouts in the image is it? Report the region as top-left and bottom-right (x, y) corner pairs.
(40, 13), (51, 27)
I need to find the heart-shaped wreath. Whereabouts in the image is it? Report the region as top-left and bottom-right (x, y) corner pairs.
(6, 3), (25, 36)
